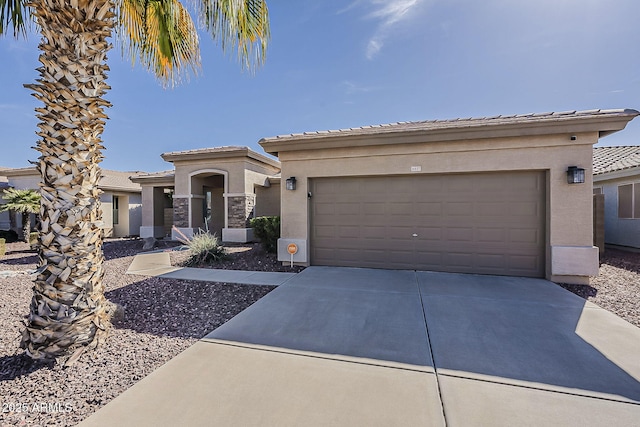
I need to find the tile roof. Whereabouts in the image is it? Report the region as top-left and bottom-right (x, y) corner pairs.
(131, 170), (175, 180)
(162, 146), (247, 157)
(0, 166), (143, 192)
(593, 146), (640, 175)
(260, 108), (639, 143)
(100, 170), (144, 191)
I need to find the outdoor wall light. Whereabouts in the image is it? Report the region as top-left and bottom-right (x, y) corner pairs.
(566, 166), (585, 184)
(286, 176), (297, 191)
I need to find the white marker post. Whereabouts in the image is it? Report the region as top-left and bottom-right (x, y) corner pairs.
(287, 243), (298, 268)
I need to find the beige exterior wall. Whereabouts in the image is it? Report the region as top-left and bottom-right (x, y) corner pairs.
(255, 183), (281, 217)
(100, 191), (142, 238)
(166, 149), (281, 242)
(276, 133), (599, 284)
(172, 158), (279, 195)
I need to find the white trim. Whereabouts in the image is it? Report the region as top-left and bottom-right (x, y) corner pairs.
(617, 181), (640, 219)
(188, 169), (229, 229)
(223, 193), (254, 198)
(222, 227), (254, 243)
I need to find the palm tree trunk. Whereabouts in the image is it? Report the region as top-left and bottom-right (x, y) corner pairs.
(21, 0), (117, 362)
(21, 212), (30, 244)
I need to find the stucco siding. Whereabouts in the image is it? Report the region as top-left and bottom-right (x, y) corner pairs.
(274, 131), (599, 284)
(255, 184), (281, 217)
(598, 178), (640, 248)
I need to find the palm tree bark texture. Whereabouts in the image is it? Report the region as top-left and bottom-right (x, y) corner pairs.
(2, 0), (269, 363)
(21, 0), (116, 362)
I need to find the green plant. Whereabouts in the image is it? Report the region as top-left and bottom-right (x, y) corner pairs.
(175, 228), (227, 266)
(29, 232), (40, 250)
(0, 189), (40, 243)
(0, 238), (5, 257)
(250, 216), (280, 253)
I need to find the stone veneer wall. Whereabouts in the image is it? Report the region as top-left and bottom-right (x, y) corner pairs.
(228, 194), (255, 228)
(173, 197), (189, 228)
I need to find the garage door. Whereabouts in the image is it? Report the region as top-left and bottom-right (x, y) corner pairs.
(310, 171), (545, 277)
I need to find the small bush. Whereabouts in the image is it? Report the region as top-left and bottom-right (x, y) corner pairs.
(183, 231), (227, 266)
(250, 216), (280, 253)
(0, 229), (19, 243)
(0, 238), (5, 257)
(29, 232), (39, 245)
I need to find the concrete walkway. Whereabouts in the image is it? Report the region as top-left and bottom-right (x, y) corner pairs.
(82, 267), (640, 426)
(126, 251), (297, 286)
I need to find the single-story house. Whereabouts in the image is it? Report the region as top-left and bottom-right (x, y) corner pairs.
(0, 167), (144, 238)
(132, 146), (281, 242)
(258, 108), (639, 285)
(593, 145), (640, 250)
(132, 109), (638, 284)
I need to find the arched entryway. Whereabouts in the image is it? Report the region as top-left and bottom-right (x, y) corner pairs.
(188, 170), (227, 237)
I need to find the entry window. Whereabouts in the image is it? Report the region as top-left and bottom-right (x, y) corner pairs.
(113, 196), (119, 225)
(618, 183), (640, 219)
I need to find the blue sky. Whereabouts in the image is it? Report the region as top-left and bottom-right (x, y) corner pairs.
(2, 0), (640, 172)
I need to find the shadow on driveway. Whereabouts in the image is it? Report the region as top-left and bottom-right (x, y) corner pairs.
(207, 267), (640, 403)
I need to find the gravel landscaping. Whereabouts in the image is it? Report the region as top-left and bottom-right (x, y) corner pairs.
(0, 239), (638, 426)
(0, 239), (275, 427)
(557, 248), (640, 328)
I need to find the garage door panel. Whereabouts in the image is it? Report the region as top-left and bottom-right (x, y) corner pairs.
(315, 225), (337, 238)
(414, 226), (442, 241)
(446, 227), (474, 242)
(311, 172), (545, 277)
(509, 228), (541, 244)
(416, 202), (443, 216)
(445, 202), (474, 216)
(507, 255), (541, 273)
(476, 228), (507, 242)
(476, 254), (506, 268)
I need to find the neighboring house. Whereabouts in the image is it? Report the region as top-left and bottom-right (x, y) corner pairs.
(593, 146), (640, 250)
(259, 108), (639, 285)
(0, 167), (144, 238)
(0, 172), (12, 230)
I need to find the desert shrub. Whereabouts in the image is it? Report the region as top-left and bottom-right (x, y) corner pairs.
(182, 231), (227, 266)
(0, 238), (5, 257)
(250, 216), (280, 253)
(0, 229), (19, 243)
(29, 232), (39, 245)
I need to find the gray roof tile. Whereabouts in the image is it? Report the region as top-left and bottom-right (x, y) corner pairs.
(261, 108), (639, 144)
(593, 146), (640, 175)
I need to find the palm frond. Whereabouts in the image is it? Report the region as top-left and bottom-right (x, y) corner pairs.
(0, 0), (31, 37)
(0, 188), (40, 213)
(116, 0), (201, 87)
(197, 0), (270, 71)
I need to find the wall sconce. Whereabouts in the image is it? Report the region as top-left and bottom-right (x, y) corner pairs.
(566, 166), (585, 184)
(285, 176), (297, 191)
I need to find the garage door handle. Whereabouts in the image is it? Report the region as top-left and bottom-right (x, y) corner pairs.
(412, 233), (418, 237)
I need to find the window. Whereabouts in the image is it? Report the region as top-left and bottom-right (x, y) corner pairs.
(593, 187), (602, 195)
(112, 196), (119, 225)
(618, 183), (640, 219)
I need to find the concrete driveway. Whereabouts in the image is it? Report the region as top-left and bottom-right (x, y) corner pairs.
(81, 267), (640, 426)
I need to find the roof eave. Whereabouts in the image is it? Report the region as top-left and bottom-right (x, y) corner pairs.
(99, 185), (142, 193)
(260, 111), (639, 156)
(594, 165), (640, 182)
(130, 174), (176, 185)
(161, 147), (281, 169)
